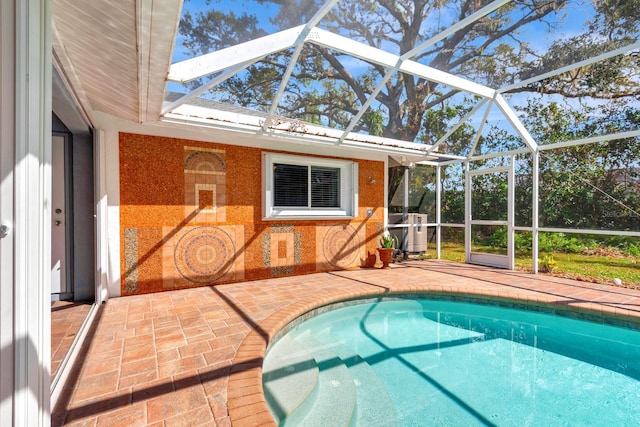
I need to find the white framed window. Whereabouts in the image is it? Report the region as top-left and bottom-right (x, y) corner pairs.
(262, 152), (358, 219)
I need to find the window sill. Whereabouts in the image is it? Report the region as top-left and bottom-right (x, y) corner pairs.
(262, 215), (356, 221)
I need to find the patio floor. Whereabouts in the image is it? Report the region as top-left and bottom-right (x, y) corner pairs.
(51, 259), (640, 426)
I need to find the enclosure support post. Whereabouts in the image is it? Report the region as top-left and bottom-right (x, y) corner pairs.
(508, 156), (515, 270)
(464, 161), (471, 263)
(435, 164), (441, 259)
(532, 151), (539, 274)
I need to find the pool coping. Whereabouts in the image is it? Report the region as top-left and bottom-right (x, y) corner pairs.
(227, 266), (640, 425)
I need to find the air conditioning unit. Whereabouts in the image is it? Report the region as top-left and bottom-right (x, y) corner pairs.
(387, 213), (427, 253)
(407, 213), (427, 252)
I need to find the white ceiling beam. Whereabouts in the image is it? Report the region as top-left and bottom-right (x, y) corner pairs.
(168, 25), (306, 83)
(499, 41), (640, 93)
(538, 129), (640, 151)
(263, 0), (340, 131)
(308, 28), (496, 98)
(469, 148), (530, 162)
(493, 93), (538, 152)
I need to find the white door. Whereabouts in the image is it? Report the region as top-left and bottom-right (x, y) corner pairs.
(466, 163), (514, 270)
(51, 135), (67, 295)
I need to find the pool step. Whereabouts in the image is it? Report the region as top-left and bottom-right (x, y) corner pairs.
(262, 334), (319, 422)
(289, 330), (358, 427)
(315, 329), (397, 426)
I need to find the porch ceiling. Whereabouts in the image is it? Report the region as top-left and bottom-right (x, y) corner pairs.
(50, 0), (639, 162)
(52, 0), (181, 125)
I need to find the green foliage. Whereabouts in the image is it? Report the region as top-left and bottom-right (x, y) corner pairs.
(539, 254), (557, 273)
(438, 240), (640, 286)
(363, 110), (384, 136)
(379, 233), (398, 248)
(473, 230), (640, 258)
(178, 1), (640, 142)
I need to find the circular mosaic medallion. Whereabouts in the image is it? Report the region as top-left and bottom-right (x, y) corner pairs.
(174, 227), (235, 283)
(323, 225), (360, 269)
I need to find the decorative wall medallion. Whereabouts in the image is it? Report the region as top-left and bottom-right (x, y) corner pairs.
(317, 224), (365, 269)
(174, 226), (234, 283)
(262, 225), (302, 276)
(184, 146), (226, 223)
(162, 225), (245, 288)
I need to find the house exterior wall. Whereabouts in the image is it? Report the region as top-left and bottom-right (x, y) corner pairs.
(119, 132), (385, 295)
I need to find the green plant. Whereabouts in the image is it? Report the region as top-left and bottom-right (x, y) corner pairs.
(539, 254), (557, 273)
(379, 233), (398, 249)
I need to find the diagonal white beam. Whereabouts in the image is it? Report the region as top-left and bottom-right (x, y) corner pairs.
(308, 28), (496, 98)
(337, 71), (394, 143)
(493, 93), (538, 152)
(403, 0), (512, 60)
(263, 0), (340, 131)
(337, 0), (510, 144)
(466, 100), (494, 159)
(162, 59), (259, 115)
(168, 25), (306, 83)
(499, 41), (640, 93)
(427, 99), (489, 154)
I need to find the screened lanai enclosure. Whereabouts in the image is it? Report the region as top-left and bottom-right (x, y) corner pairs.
(164, 0), (640, 271)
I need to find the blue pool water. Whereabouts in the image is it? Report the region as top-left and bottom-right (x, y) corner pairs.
(263, 298), (640, 426)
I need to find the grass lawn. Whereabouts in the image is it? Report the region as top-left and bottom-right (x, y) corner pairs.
(431, 241), (640, 289)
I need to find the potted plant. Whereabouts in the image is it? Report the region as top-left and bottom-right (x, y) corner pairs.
(377, 232), (397, 269)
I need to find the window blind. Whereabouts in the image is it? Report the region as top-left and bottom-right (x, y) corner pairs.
(311, 166), (340, 207)
(273, 163), (308, 207)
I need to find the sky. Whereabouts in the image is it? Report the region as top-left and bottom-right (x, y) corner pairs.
(168, 0), (638, 145)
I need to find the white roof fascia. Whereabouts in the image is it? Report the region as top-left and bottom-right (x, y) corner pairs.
(162, 59), (259, 115)
(167, 25), (306, 83)
(163, 113), (431, 157)
(403, 0), (512, 60)
(493, 93), (538, 152)
(467, 100), (494, 159)
(427, 98), (489, 154)
(538, 129), (640, 151)
(141, 0), (184, 122)
(165, 104), (433, 154)
(263, 0), (340, 131)
(498, 41), (640, 93)
(308, 28), (497, 99)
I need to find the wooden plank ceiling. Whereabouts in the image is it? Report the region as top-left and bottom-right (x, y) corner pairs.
(52, 0), (181, 124)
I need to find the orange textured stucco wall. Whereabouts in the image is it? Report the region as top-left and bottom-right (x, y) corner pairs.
(120, 132), (385, 295)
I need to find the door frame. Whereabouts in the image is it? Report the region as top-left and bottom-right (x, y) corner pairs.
(465, 160), (515, 270)
(0, 0), (52, 424)
(51, 131), (74, 300)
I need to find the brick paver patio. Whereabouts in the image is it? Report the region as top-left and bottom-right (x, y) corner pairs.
(51, 260), (640, 426)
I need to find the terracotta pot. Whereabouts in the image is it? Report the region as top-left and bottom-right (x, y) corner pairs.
(377, 247), (394, 269)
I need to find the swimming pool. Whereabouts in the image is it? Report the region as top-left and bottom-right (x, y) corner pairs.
(263, 297), (640, 426)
